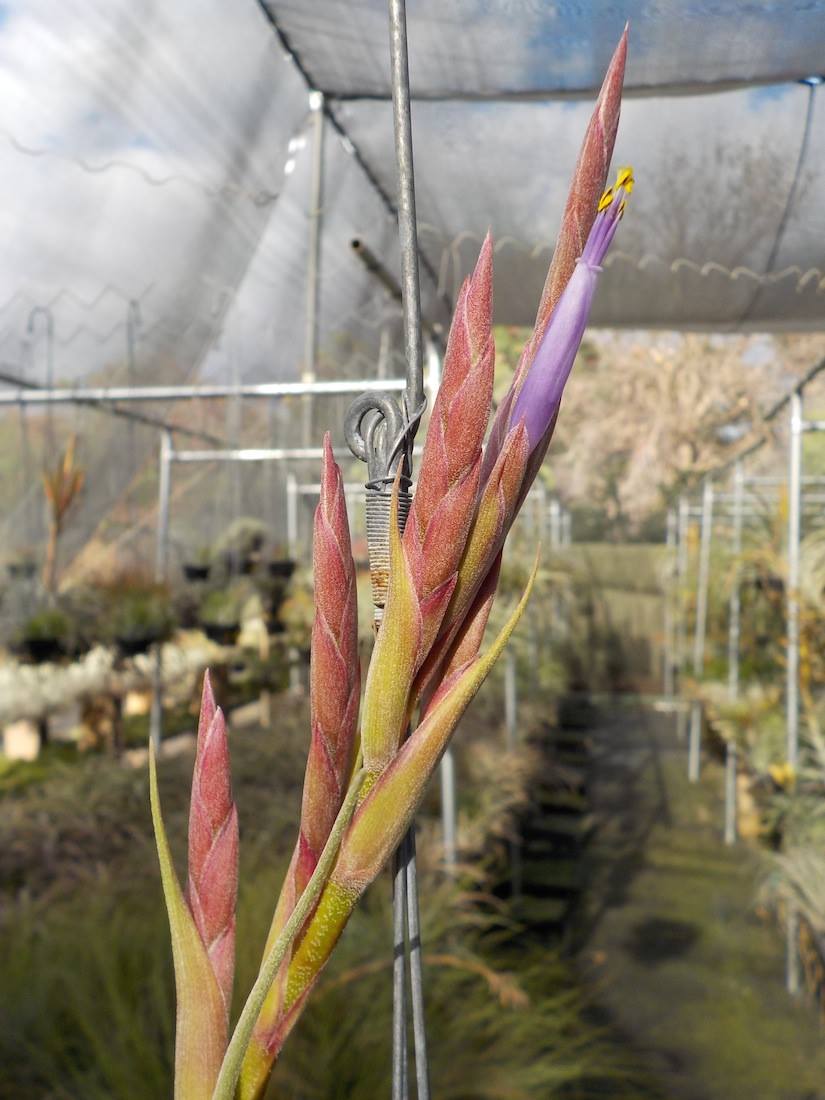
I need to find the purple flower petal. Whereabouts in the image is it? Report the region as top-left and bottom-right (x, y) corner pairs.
(509, 169), (633, 453)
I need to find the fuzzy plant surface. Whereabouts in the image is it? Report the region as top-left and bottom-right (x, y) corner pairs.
(150, 29), (634, 1100)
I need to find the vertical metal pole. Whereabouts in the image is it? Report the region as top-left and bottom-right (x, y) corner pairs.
(392, 845), (409, 1100)
(285, 472), (301, 693)
(689, 477), (713, 782)
(728, 461), (744, 702)
(536, 484), (548, 542)
(286, 474), (298, 559)
(787, 906), (801, 997)
(549, 499), (561, 549)
(126, 301), (141, 530)
(676, 495), (689, 669)
(303, 94), (325, 448)
(664, 507), (677, 698)
(787, 392), (802, 771)
(724, 742), (738, 846)
(787, 390), (803, 995)
(504, 646), (522, 896)
(387, 2), (429, 1094)
(676, 494), (689, 736)
(378, 326), (391, 381)
(426, 341), (458, 879)
(150, 430), (173, 751)
(28, 306), (55, 464)
(388, 0), (425, 422)
(724, 460), (744, 845)
(505, 647), (518, 750)
(439, 746), (457, 874)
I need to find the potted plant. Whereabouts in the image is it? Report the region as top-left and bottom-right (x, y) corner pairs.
(198, 582), (247, 646)
(267, 545), (296, 580)
(104, 579), (176, 657)
(7, 556), (38, 582)
(182, 546), (213, 583)
(16, 607), (72, 663)
(215, 518), (267, 576)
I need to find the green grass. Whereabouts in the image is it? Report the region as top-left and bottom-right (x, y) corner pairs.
(0, 853), (659, 1100)
(0, 680), (660, 1099)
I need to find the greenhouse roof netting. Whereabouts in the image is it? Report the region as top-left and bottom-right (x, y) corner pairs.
(1, 0), (824, 400)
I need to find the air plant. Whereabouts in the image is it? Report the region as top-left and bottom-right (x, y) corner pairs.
(151, 29), (632, 1100)
(41, 434), (85, 594)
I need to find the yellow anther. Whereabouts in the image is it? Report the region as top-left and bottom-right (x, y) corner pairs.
(618, 199), (627, 218)
(597, 186), (614, 213)
(615, 166), (634, 193)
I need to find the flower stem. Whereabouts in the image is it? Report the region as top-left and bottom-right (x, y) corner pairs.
(210, 767), (366, 1100)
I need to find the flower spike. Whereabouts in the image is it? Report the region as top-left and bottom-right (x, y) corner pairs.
(241, 435), (360, 1097)
(187, 671), (239, 1017)
(150, 672), (238, 1100)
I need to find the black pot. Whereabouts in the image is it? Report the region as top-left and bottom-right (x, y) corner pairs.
(183, 562), (211, 582)
(21, 636), (65, 663)
(202, 621), (240, 646)
(115, 632), (164, 658)
(8, 560), (37, 581)
(268, 559), (296, 580)
(222, 551), (259, 576)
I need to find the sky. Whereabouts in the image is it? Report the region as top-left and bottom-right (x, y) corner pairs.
(0, 0), (822, 400)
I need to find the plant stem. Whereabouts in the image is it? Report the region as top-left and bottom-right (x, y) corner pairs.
(210, 768), (366, 1100)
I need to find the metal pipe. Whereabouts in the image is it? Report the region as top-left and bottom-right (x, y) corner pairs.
(505, 648), (518, 750)
(391, 848), (409, 1100)
(172, 446), (422, 464)
(663, 507), (677, 698)
(786, 391), (803, 997)
(388, 0), (425, 423)
(426, 341), (458, 880)
(27, 306), (55, 461)
(440, 747), (457, 874)
(535, 484), (548, 542)
(549, 499), (561, 549)
(728, 461), (744, 702)
(503, 647), (522, 898)
(689, 477), (714, 782)
(286, 474), (298, 559)
(404, 829), (430, 1100)
(386, 2), (430, 1091)
(303, 96), (325, 447)
(787, 391), (802, 772)
(787, 906), (801, 996)
(0, 377), (406, 405)
(352, 237), (404, 304)
(676, 495), (689, 709)
(0, 364), (224, 445)
(126, 300), (141, 524)
(351, 238), (444, 350)
(724, 742), (738, 846)
(150, 429), (173, 751)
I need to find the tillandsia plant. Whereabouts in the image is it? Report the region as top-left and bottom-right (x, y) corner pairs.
(151, 29), (633, 1100)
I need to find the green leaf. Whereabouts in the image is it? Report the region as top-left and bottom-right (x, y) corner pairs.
(149, 743), (227, 1100)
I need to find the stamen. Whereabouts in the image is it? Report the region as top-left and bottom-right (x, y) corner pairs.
(597, 187), (614, 213)
(615, 166), (634, 192)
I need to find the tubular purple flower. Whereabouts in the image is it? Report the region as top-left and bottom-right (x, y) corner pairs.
(509, 167), (634, 453)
